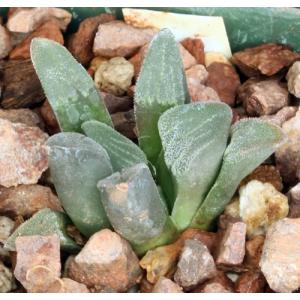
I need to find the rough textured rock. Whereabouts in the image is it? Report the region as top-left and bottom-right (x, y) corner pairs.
(287, 183), (300, 218)
(152, 277), (183, 293)
(174, 239), (216, 290)
(40, 277), (89, 293)
(206, 62), (240, 106)
(232, 43), (300, 77)
(193, 271), (234, 293)
(14, 235), (61, 292)
(67, 14), (115, 66)
(140, 229), (217, 284)
(216, 222), (246, 267)
(233, 180), (289, 237)
(245, 235), (265, 269)
(0, 118), (48, 188)
(260, 218), (300, 293)
(68, 229), (142, 292)
(0, 184), (63, 218)
(261, 106), (298, 127)
(93, 21), (157, 58)
(7, 7), (72, 33)
(9, 21), (64, 60)
(240, 165), (283, 192)
(0, 216), (15, 243)
(275, 109), (300, 185)
(0, 261), (14, 293)
(94, 57), (134, 96)
(286, 61), (300, 98)
(237, 78), (289, 116)
(235, 271), (266, 293)
(0, 108), (42, 128)
(185, 64), (208, 85)
(181, 38), (205, 65)
(187, 81), (220, 102)
(39, 99), (60, 134)
(0, 24), (12, 59)
(205, 52), (231, 67)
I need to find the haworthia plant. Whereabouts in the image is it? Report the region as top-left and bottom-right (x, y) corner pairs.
(82, 120), (147, 172)
(47, 132), (113, 237)
(30, 38), (112, 132)
(4, 208), (79, 252)
(158, 102), (232, 231)
(97, 163), (178, 256)
(191, 119), (284, 230)
(134, 28), (190, 165)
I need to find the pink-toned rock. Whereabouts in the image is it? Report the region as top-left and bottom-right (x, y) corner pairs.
(286, 61), (300, 98)
(261, 106), (298, 127)
(216, 222), (247, 267)
(287, 183), (300, 218)
(206, 62), (241, 107)
(152, 277), (183, 293)
(43, 278), (89, 293)
(6, 7), (72, 33)
(68, 229), (142, 292)
(0, 24), (12, 59)
(0, 118), (48, 188)
(174, 239), (217, 290)
(185, 64), (208, 85)
(9, 20), (64, 60)
(0, 184), (63, 218)
(259, 218), (300, 292)
(181, 38), (205, 65)
(235, 271), (266, 293)
(67, 14), (115, 66)
(14, 235), (61, 292)
(0, 108), (41, 127)
(93, 21), (157, 58)
(275, 108), (300, 185)
(237, 78), (289, 116)
(187, 80), (220, 102)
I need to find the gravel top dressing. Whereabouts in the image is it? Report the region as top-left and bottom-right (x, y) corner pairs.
(0, 6), (300, 293)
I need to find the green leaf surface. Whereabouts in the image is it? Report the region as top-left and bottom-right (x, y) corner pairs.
(158, 102), (232, 231)
(97, 163), (178, 255)
(191, 118), (284, 230)
(134, 28), (190, 165)
(47, 132), (113, 237)
(30, 38), (112, 132)
(82, 120), (147, 172)
(4, 208), (79, 253)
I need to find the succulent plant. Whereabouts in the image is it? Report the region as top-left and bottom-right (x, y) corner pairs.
(30, 30), (285, 255)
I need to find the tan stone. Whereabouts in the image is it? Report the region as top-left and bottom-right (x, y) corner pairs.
(261, 106), (298, 127)
(0, 184), (62, 218)
(0, 261), (14, 293)
(287, 183), (300, 218)
(286, 61), (300, 97)
(0, 216), (15, 243)
(245, 235), (265, 269)
(0, 24), (12, 59)
(152, 277), (183, 293)
(68, 229), (142, 292)
(7, 7), (72, 33)
(93, 21), (157, 58)
(0, 118), (48, 188)
(260, 218), (300, 292)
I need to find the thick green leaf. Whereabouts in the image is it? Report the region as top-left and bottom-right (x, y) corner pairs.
(191, 119), (284, 230)
(47, 132), (113, 237)
(82, 120), (147, 172)
(158, 102), (232, 231)
(4, 208), (79, 253)
(30, 38), (112, 132)
(134, 28), (190, 165)
(97, 163), (178, 255)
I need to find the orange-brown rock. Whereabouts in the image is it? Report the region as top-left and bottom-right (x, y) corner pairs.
(14, 235), (61, 292)
(240, 165), (283, 192)
(245, 235), (265, 269)
(68, 229), (142, 292)
(235, 271), (266, 293)
(152, 277), (183, 293)
(232, 43), (300, 77)
(260, 218), (300, 292)
(0, 184), (63, 218)
(206, 62), (240, 106)
(181, 38), (205, 65)
(0, 118), (48, 188)
(39, 100), (60, 134)
(6, 7), (72, 33)
(67, 14), (115, 66)
(9, 21), (64, 60)
(237, 78), (289, 116)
